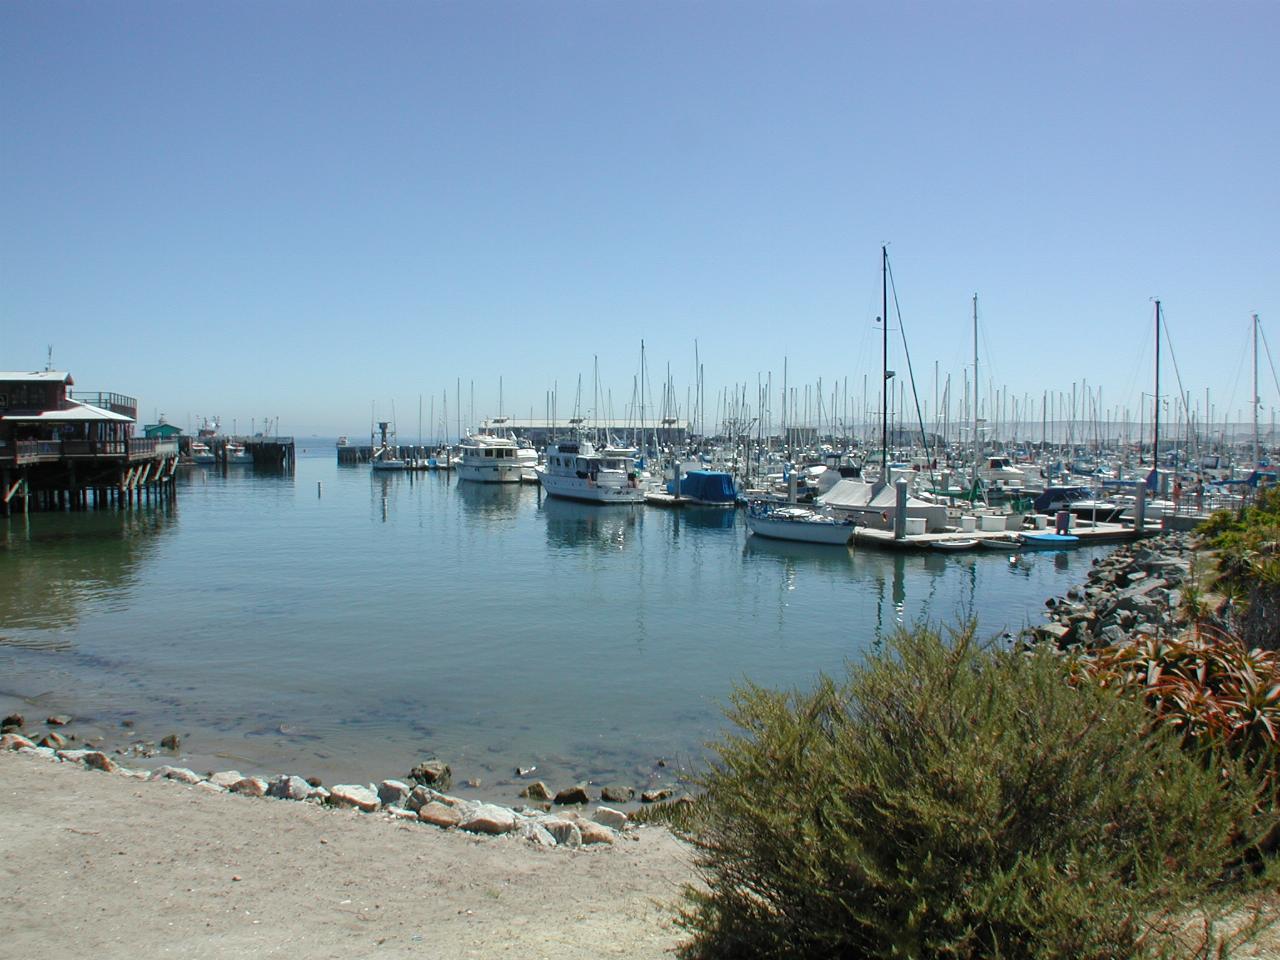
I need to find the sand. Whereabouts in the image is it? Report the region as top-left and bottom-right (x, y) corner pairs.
(0, 752), (697, 959)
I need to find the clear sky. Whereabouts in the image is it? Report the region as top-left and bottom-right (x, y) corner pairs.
(2, 2), (1276, 439)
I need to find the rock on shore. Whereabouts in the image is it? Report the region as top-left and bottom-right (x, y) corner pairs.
(1031, 532), (1195, 649)
(1, 734), (634, 848)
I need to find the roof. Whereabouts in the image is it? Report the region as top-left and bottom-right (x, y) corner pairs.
(0, 399), (133, 423)
(0, 370), (74, 384)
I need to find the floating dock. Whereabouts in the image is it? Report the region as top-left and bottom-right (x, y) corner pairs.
(851, 520), (1146, 552)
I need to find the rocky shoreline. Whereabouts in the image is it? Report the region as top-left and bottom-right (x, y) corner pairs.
(0, 725), (682, 849)
(1029, 530), (1197, 648)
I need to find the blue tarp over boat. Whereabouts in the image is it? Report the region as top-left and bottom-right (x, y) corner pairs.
(669, 470), (737, 504)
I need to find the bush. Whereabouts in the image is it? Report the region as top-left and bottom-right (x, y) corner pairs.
(1071, 629), (1280, 808)
(1199, 486), (1280, 650)
(678, 624), (1265, 960)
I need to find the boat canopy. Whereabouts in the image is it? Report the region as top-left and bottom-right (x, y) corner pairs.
(671, 470), (737, 503)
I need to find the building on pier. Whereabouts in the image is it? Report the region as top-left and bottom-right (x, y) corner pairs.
(0, 371), (179, 515)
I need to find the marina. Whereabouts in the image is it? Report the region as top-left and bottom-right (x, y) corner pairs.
(0, 448), (1123, 801)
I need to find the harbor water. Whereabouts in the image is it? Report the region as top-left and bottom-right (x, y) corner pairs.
(0, 448), (1110, 799)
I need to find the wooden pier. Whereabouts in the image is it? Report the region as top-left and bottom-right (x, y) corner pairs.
(1, 372), (181, 516)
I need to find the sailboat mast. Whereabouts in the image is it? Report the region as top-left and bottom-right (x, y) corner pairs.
(972, 293), (979, 486)
(1153, 299), (1161, 468)
(1254, 313), (1261, 467)
(880, 244), (888, 473)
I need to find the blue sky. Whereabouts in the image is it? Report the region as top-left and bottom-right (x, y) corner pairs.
(2, 2), (1276, 438)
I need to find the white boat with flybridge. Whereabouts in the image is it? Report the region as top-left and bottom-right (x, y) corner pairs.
(457, 424), (523, 484)
(537, 437), (645, 503)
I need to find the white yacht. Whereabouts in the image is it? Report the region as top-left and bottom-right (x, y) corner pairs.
(537, 438), (645, 503)
(457, 431), (523, 483)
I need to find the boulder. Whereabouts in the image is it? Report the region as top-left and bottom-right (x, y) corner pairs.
(160, 733), (182, 751)
(405, 785), (441, 812)
(640, 788), (674, 803)
(197, 780), (226, 793)
(329, 784), (380, 812)
(229, 777), (268, 797)
(459, 803), (517, 835)
(2, 713), (24, 729)
(577, 820), (616, 845)
(538, 818), (582, 847)
(554, 784), (591, 806)
(601, 785), (635, 803)
(385, 806), (418, 821)
(46, 714), (72, 727)
(518, 821), (558, 847)
(268, 775), (314, 801)
(408, 759), (452, 790)
(150, 765), (202, 785)
(38, 731), (67, 750)
(80, 751), (117, 774)
(377, 779), (411, 807)
(417, 801), (462, 828)
(0, 733), (35, 751)
(593, 806), (629, 830)
(209, 770), (246, 789)
(519, 781), (552, 802)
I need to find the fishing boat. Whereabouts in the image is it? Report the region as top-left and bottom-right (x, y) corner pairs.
(745, 501), (854, 545)
(537, 437), (645, 503)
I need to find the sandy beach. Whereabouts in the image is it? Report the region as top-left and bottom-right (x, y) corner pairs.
(0, 751), (696, 959)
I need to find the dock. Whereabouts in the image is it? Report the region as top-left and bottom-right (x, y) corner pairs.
(851, 520), (1147, 552)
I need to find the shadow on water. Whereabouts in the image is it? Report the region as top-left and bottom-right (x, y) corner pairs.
(0, 506), (177, 638)
(541, 497), (639, 552)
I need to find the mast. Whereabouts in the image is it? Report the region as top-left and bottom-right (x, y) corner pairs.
(1254, 313), (1261, 467)
(972, 293), (979, 487)
(1153, 300), (1161, 469)
(880, 244), (889, 473)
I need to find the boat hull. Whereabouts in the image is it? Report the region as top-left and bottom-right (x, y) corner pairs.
(746, 513), (853, 545)
(539, 473), (645, 504)
(457, 462), (523, 484)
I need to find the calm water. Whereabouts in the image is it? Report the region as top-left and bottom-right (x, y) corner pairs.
(0, 449), (1106, 799)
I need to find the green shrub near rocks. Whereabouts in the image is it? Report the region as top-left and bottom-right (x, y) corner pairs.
(1199, 486), (1280, 650)
(678, 624), (1273, 960)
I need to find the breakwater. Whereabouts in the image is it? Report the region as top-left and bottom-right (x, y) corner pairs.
(1031, 532), (1196, 648)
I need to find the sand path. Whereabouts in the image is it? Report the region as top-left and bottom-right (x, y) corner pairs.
(0, 752), (696, 959)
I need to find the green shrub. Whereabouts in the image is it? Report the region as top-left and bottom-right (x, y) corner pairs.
(678, 624), (1266, 960)
(1199, 487), (1280, 650)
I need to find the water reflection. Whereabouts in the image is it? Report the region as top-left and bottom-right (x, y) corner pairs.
(454, 480), (527, 521)
(541, 497), (639, 552)
(742, 534), (854, 573)
(675, 506), (738, 531)
(0, 507), (176, 639)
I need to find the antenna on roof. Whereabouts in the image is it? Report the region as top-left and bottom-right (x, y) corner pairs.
(45, 345), (54, 371)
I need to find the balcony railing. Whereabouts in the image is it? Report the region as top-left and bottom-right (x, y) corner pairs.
(0, 437), (178, 464)
(74, 391), (139, 420)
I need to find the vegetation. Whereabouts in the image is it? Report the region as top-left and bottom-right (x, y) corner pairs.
(1198, 486), (1280, 650)
(1071, 630), (1280, 810)
(677, 624), (1272, 960)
